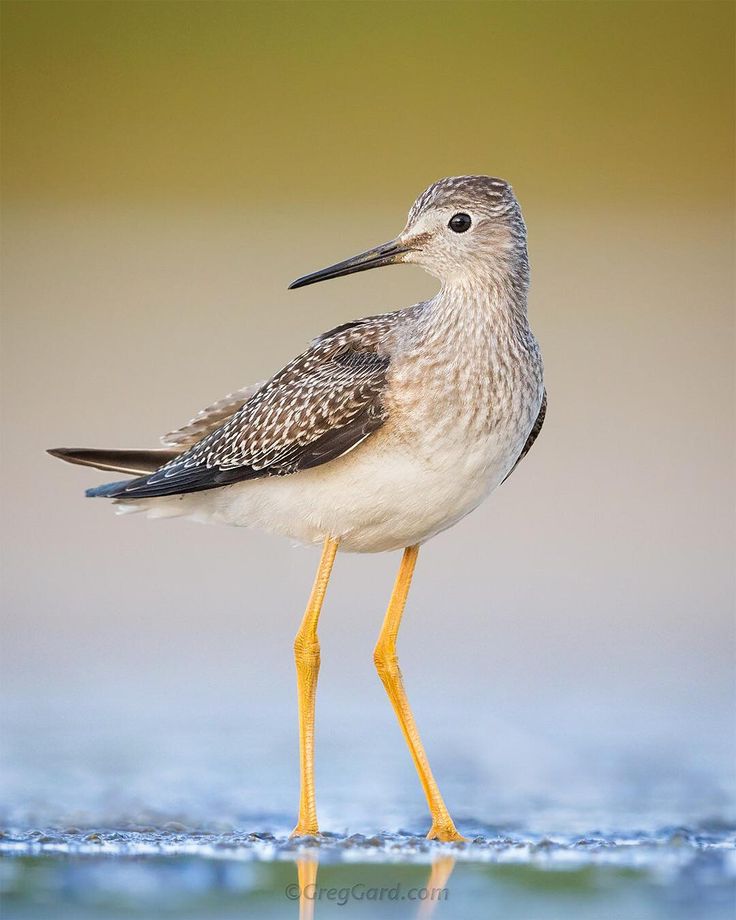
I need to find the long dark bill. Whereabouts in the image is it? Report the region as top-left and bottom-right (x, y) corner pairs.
(288, 240), (409, 289)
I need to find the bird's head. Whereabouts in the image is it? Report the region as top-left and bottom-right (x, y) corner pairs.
(289, 175), (528, 291)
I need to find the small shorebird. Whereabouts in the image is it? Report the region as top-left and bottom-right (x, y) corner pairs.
(49, 176), (545, 842)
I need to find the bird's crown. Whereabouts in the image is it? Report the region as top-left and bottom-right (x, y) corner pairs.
(408, 175), (516, 223)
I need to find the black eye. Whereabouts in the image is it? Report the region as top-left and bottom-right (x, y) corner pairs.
(448, 212), (472, 233)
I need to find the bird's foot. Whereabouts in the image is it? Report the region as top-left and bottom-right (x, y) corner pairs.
(290, 822), (320, 838)
(426, 822), (467, 843)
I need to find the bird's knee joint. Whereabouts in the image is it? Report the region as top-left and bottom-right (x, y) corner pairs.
(294, 634), (320, 667)
(373, 643), (399, 677)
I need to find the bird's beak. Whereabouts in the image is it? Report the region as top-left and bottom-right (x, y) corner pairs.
(288, 239), (411, 290)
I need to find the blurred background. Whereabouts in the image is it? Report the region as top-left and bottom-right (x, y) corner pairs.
(1, 0), (734, 873)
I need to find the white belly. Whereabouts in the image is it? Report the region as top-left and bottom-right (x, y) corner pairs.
(122, 412), (535, 553)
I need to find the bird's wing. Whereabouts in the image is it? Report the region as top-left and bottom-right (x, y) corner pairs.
(502, 390), (547, 483)
(49, 384), (269, 476)
(160, 382), (266, 448)
(106, 314), (398, 499)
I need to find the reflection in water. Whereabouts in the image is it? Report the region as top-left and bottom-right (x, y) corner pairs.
(2, 828), (733, 920)
(295, 851), (456, 920)
(296, 856), (318, 920)
(416, 856), (456, 920)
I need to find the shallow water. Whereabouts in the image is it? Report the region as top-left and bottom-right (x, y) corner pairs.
(2, 701), (734, 919)
(2, 823), (735, 920)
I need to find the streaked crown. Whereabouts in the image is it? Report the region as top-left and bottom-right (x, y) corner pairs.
(408, 176), (517, 223)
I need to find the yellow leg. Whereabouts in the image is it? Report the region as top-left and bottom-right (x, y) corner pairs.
(373, 546), (467, 842)
(291, 537), (339, 837)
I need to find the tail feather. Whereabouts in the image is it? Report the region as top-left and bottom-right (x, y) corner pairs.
(47, 447), (180, 476)
(85, 479), (136, 498)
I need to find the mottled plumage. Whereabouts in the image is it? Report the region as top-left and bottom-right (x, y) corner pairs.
(51, 175), (545, 553)
(103, 314), (398, 498)
(161, 382), (265, 449)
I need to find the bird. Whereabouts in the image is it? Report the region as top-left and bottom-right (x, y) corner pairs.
(49, 175), (546, 843)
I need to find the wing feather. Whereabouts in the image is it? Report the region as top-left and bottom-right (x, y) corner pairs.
(502, 390), (547, 482)
(160, 382), (265, 448)
(105, 314), (398, 500)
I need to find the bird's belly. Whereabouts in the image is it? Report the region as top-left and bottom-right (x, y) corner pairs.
(152, 419), (528, 553)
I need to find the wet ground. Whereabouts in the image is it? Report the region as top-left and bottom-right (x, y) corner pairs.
(2, 819), (734, 919)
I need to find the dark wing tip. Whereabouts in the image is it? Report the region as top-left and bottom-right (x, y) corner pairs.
(85, 479), (135, 498)
(48, 447), (91, 467)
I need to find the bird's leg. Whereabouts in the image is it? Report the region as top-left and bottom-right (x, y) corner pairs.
(373, 546), (467, 842)
(291, 537), (339, 837)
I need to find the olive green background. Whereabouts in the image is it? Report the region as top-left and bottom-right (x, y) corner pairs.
(1, 1), (734, 830)
(2, 1), (732, 210)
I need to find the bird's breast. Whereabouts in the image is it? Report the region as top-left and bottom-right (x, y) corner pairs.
(387, 338), (543, 488)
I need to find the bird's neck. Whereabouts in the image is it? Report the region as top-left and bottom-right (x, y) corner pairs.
(420, 267), (532, 353)
(396, 267), (540, 444)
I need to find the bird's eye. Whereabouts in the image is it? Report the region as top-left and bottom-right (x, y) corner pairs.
(448, 213), (472, 233)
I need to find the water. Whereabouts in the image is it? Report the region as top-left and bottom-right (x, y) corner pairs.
(1, 709), (734, 919)
(2, 824), (734, 919)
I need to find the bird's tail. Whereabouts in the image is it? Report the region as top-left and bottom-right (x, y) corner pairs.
(47, 447), (180, 478)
